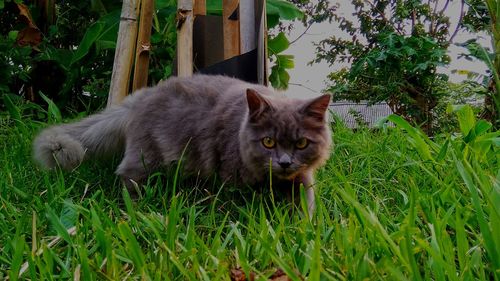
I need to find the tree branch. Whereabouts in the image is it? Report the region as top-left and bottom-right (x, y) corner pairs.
(412, 9), (416, 33)
(448, 0), (465, 43)
(365, 0), (404, 34)
(439, 0), (450, 14)
(288, 82), (320, 94)
(429, 0), (440, 36)
(289, 22), (313, 46)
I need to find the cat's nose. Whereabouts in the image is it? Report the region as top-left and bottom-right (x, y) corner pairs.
(278, 154), (291, 169)
(279, 162), (291, 169)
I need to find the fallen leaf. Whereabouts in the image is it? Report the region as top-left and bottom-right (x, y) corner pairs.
(271, 276), (291, 281)
(230, 267), (255, 281)
(270, 269), (290, 281)
(269, 268), (303, 281)
(230, 267), (302, 281)
(230, 268), (247, 281)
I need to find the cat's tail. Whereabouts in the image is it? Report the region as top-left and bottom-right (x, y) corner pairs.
(33, 103), (132, 170)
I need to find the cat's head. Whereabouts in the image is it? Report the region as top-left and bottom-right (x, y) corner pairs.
(239, 89), (332, 181)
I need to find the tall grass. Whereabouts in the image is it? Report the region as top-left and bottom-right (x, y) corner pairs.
(0, 105), (498, 280)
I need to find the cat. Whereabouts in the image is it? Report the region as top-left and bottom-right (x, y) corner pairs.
(33, 74), (332, 213)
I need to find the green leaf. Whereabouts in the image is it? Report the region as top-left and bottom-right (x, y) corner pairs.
(60, 200), (78, 230)
(164, 64), (173, 78)
(37, 49), (74, 69)
(8, 30), (18, 41)
(69, 11), (119, 65)
(95, 40), (116, 51)
(387, 114), (433, 161)
(45, 204), (73, 244)
(39, 92), (62, 123)
(117, 223), (147, 271)
(380, 32), (399, 48)
(156, 0), (175, 9)
(9, 235), (26, 281)
(453, 153), (500, 270)
(376, 51), (387, 61)
(473, 120), (492, 136)
(267, 14), (280, 28)
(276, 54), (294, 69)
(270, 65), (290, 90)
(96, 11), (120, 40)
(436, 139), (449, 162)
(71, 21), (105, 65)
(206, 0), (222, 15)
(270, 65), (282, 89)
(3, 94), (22, 122)
(402, 46), (417, 56)
(122, 188), (137, 226)
(267, 0), (303, 21)
(455, 105), (476, 136)
(268, 32), (289, 55)
(413, 62), (430, 72)
(278, 67), (290, 87)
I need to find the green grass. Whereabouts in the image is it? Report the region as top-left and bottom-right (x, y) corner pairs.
(0, 111), (498, 280)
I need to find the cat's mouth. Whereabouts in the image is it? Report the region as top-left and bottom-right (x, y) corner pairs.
(273, 167), (300, 180)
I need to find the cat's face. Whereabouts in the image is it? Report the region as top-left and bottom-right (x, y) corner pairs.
(239, 89), (332, 181)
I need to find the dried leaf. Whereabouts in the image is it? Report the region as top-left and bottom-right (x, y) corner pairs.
(230, 268), (255, 281)
(15, 3), (42, 47)
(230, 267), (301, 281)
(271, 276), (291, 281)
(270, 269), (290, 281)
(17, 3), (37, 27)
(230, 268), (247, 281)
(16, 27), (42, 47)
(269, 268), (303, 281)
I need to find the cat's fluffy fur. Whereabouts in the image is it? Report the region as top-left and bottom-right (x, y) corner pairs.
(33, 75), (331, 211)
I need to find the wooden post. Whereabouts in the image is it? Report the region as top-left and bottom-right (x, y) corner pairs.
(239, 0), (254, 53)
(223, 0), (240, 59)
(132, 0), (154, 92)
(194, 0), (206, 15)
(177, 0), (194, 77)
(108, 0), (139, 107)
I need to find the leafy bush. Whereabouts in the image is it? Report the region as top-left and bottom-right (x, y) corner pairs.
(0, 0), (177, 115)
(432, 81), (487, 132)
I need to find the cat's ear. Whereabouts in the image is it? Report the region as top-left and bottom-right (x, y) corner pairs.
(246, 89), (272, 122)
(301, 94), (331, 123)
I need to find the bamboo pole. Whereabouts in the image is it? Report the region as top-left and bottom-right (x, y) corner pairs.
(223, 0), (240, 59)
(132, 0), (154, 92)
(177, 0), (194, 77)
(257, 0), (268, 85)
(107, 0), (139, 107)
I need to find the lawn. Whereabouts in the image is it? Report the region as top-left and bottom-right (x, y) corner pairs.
(0, 108), (498, 280)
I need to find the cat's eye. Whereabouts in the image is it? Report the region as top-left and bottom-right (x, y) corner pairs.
(295, 138), (309, 149)
(262, 137), (276, 148)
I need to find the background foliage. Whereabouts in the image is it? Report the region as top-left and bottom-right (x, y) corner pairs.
(0, 0), (303, 116)
(286, 0), (498, 132)
(460, 0), (500, 127)
(0, 0), (177, 115)
(311, 0), (460, 133)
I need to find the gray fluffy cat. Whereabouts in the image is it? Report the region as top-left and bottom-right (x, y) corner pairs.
(33, 75), (332, 212)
